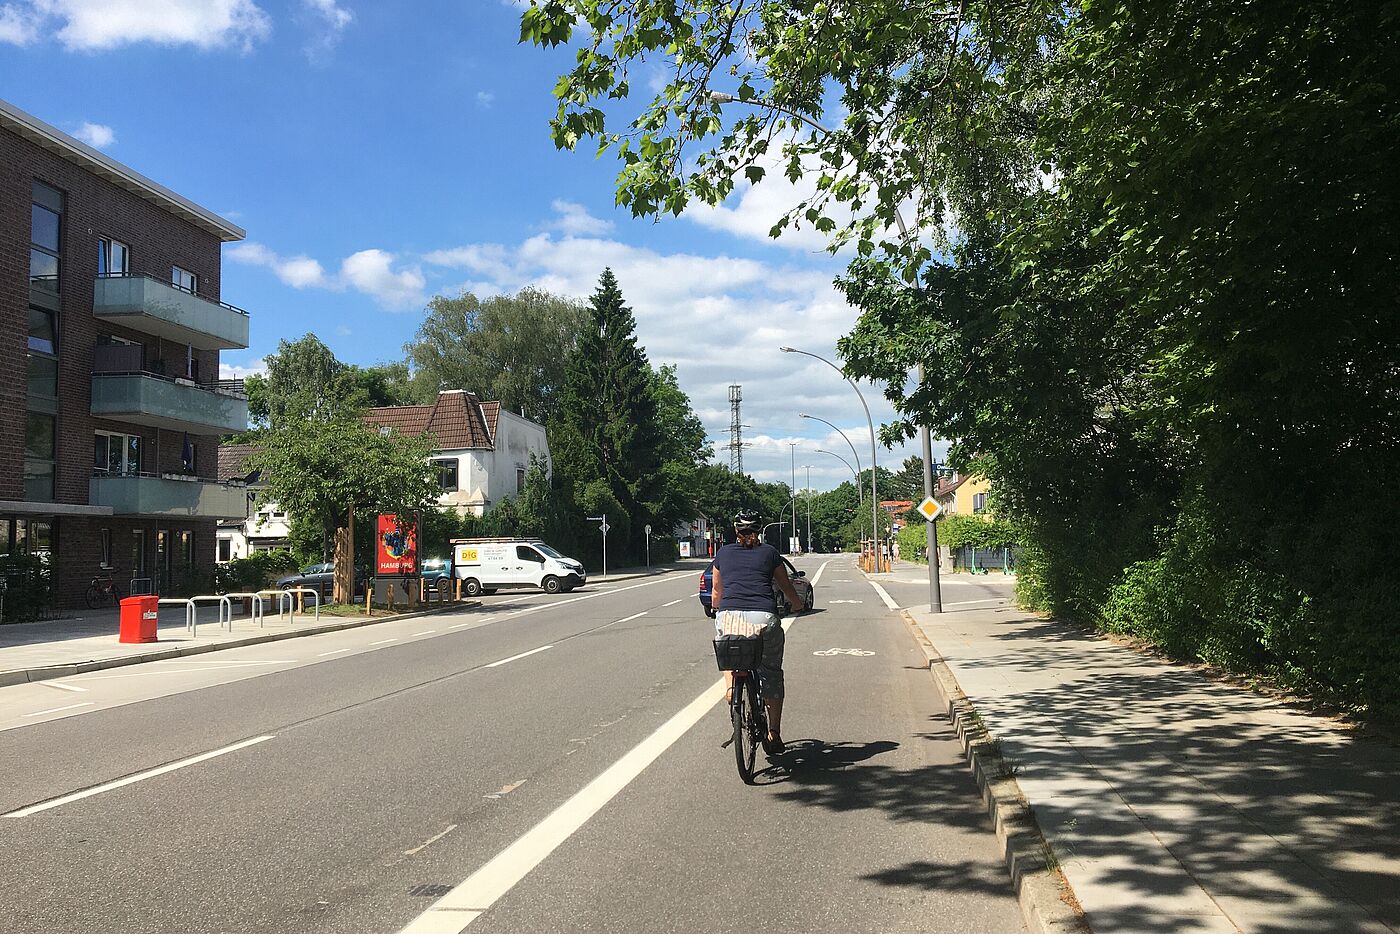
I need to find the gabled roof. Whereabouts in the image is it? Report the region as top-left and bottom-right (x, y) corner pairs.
(480, 401), (501, 439)
(218, 443), (260, 483)
(364, 390), (495, 450)
(935, 474), (969, 499)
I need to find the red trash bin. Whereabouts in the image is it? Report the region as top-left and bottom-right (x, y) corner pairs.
(118, 595), (159, 643)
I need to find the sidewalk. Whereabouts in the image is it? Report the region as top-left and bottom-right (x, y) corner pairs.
(904, 598), (1400, 933)
(0, 561), (694, 688)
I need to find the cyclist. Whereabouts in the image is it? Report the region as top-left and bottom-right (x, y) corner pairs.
(711, 509), (807, 755)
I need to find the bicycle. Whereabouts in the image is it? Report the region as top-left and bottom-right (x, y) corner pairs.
(714, 636), (768, 784)
(84, 573), (122, 609)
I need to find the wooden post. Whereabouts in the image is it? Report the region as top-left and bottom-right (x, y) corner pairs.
(333, 503), (354, 606)
(365, 585), (372, 617)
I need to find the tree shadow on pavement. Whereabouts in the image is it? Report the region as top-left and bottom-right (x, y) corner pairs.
(860, 859), (1023, 897)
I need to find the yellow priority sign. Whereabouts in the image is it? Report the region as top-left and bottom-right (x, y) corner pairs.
(917, 496), (942, 521)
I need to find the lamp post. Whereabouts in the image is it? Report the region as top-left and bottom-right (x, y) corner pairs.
(799, 414), (863, 505)
(713, 89), (936, 596)
(803, 464), (812, 552)
(782, 346), (880, 570)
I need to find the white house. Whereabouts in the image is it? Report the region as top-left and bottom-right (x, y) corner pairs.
(363, 390), (551, 516)
(216, 391), (551, 563)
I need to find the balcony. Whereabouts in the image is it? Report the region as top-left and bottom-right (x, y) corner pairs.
(89, 473), (249, 520)
(91, 348), (248, 435)
(93, 273), (249, 350)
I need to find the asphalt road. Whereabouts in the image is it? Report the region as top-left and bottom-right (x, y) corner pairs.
(0, 556), (1024, 933)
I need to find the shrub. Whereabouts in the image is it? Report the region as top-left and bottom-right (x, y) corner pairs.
(0, 555), (52, 622)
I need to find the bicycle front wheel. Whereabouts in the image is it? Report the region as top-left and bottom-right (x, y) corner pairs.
(732, 676), (759, 784)
(84, 585), (101, 610)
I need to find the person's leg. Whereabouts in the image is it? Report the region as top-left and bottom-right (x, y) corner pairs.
(760, 616), (786, 744)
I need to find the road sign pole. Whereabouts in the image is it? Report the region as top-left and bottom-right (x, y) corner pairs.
(644, 523), (652, 569)
(588, 514), (609, 580)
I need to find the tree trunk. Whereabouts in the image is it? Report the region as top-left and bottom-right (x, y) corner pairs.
(333, 505), (354, 604)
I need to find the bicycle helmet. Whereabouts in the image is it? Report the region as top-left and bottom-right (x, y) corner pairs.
(733, 510), (763, 535)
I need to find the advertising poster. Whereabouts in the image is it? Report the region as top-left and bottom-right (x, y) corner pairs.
(376, 513), (419, 576)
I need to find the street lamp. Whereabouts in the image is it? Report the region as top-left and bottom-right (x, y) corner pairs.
(799, 414), (863, 503)
(782, 346), (881, 570)
(712, 88), (936, 599)
(803, 465), (812, 552)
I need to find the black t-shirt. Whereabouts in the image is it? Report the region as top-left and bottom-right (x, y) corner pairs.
(713, 542), (781, 613)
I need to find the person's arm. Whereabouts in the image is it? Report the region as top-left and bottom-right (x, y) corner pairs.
(773, 561), (805, 612)
(711, 564), (723, 611)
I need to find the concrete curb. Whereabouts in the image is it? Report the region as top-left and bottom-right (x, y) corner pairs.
(1, 566), (685, 689)
(895, 606), (1090, 934)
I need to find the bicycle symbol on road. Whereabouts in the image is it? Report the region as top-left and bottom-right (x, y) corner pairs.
(813, 648), (876, 657)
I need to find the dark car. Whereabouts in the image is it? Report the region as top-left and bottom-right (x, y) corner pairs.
(698, 557), (814, 618)
(275, 562), (367, 600)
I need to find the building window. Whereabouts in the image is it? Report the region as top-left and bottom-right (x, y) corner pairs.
(218, 538), (232, 562)
(28, 306), (56, 354)
(516, 467), (527, 494)
(30, 182), (62, 292)
(24, 413), (55, 501)
(171, 266), (197, 293)
(973, 492), (988, 514)
(432, 458), (459, 492)
(94, 431), (143, 475)
(98, 238), (129, 276)
(99, 528), (113, 568)
(131, 530), (147, 576)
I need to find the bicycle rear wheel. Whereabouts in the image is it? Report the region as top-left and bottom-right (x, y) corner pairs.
(84, 585), (101, 610)
(732, 675), (759, 783)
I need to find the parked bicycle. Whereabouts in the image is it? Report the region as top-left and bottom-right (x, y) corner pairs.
(714, 635), (768, 784)
(84, 573), (122, 609)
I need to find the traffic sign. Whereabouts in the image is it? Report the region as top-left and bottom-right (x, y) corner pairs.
(644, 524), (652, 535)
(916, 496), (942, 521)
(600, 522), (611, 534)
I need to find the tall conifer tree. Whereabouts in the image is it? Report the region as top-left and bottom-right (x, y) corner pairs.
(553, 269), (666, 560)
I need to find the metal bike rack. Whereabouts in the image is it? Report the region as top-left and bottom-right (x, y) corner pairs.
(221, 592), (265, 628)
(256, 589), (293, 624)
(188, 594), (234, 632)
(281, 587), (321, 623)
(158, 597), (196, 636)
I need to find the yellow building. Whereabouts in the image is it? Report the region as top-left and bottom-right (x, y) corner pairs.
(934, 472), (992, 518)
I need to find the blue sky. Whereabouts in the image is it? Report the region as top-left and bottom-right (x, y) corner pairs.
(1, 0), (943, 490)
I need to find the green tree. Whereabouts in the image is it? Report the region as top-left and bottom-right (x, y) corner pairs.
(551, 269), (668, 562)
(404, 287), (587, 420)
(246, 333), (367, 428)
(248, 419), (439, 603)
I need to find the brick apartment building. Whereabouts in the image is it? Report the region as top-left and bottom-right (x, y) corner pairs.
(1, 98), (250, 609)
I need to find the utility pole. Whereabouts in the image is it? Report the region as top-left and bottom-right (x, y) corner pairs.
(804, 465), (812, 553)
(727, 385), (746, 475)
(587, 514), (609, 579)
(789, 441), (798, 554)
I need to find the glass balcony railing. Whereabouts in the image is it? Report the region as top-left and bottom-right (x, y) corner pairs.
(93, 273), (250, 350)
(89, 473), (249, 520)
(91, 371), (248, 435)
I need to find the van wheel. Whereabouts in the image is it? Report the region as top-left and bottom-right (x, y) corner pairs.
(542, 575), (562, 595)
(463, 578), (482, 598)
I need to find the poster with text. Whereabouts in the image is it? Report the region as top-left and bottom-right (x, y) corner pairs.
(376, 513), (419, 576)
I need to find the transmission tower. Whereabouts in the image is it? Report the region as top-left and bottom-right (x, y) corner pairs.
(727, 384), (748, 475)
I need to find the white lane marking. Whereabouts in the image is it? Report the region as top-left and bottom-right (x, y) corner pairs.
(810, 560), (831, 586)
(370, 638), (399, 646)
(317, 648), (352, 657)
(828, 599), (864, 604)
(445, 575), (680, 632)
(405, 824), (459, 856)
(3, 734), (275, 818)
(813, 647), (876, 657)
(867, 580), (901, 610)
(484, 645), (552, 668)
(615, 611), (647, 624)
(661, 599), (682, 608)
(412, 630), (437, 637)
(397, 679), (724, 933)
(398, 614), (801, 934)
(24, 702), (94, 717)
(41, 681), (87, 693)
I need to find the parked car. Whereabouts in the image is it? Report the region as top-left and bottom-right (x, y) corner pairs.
(420, 557), (454, 595)
(275, 563), (366, 600)
(697, 557), (814, 618)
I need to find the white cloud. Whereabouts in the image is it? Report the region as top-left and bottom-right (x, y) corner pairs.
(547, 199), (613, 236)
(302, 0), (351, 62)
(72, 121), (114, 148)
(228, 242), (330, 289)
(220, 357), (267, 380)
(0, 4), (41, 44)
(14, 0), (272, 51)
(475, 90), (495, 108)
(422, 228), (922, 488)
(339, 249), (426, 310)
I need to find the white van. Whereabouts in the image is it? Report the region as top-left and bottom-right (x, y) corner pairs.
(450, 538), (587, 596)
